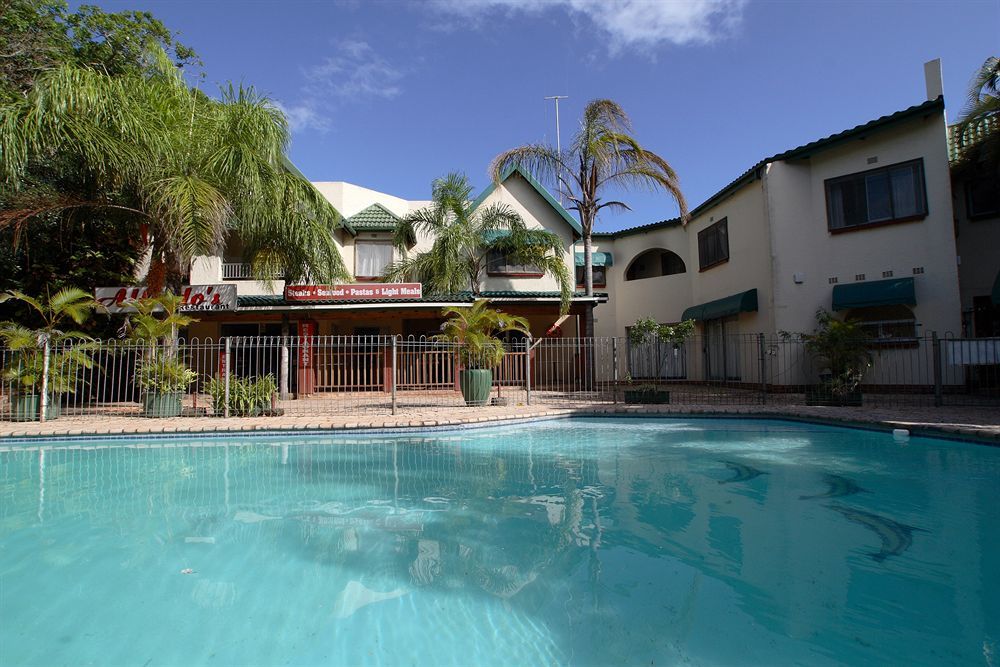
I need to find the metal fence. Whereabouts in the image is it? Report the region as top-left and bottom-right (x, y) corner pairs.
(1, 334), (998, 422)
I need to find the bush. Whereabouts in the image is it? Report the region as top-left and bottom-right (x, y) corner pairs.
(206, 374), (277, 416)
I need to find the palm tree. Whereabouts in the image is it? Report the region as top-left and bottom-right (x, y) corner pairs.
(954, 56), (999, 176)
(383, 172), (572, 313)
(0, 288), (99, 416)
(490, 99), (689, 305)
(437, 299), (531, 369)
(0, 46), (349, 292)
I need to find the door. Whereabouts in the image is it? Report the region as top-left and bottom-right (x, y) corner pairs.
(705, 317), (741, 381)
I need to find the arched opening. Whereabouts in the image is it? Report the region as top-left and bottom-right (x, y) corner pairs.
(624, 249), (686, 281)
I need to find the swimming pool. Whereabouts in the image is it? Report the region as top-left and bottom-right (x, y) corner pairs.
(1, 418), (997, 665)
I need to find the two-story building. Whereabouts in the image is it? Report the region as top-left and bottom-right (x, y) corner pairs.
(186, 169), (607, 343)
(159, 61), (970, 392)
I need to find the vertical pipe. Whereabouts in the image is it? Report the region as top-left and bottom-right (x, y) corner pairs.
(39, 338), (51, 423)
(525, 336), (532, 406)
(391, 336), (398, 415)
(223, 337), (231, 418)
(932, 332), (943, 407)
(612, 337), (619, 404)
(758, 333), (768, 405)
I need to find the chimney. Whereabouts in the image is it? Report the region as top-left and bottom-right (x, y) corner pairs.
(924, 59), (943, 101)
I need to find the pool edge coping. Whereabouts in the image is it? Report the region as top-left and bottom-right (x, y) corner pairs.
(1, 408), (998, 447)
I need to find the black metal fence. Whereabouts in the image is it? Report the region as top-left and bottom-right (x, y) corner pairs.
(1, 334), (998, 422)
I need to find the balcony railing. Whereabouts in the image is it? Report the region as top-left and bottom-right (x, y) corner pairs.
(222, 262), (253, 280)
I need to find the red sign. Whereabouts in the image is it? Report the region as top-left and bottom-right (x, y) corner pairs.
(284, 283), (422, 302)
(95, 285), (237, 313)
(298, 320), (317, 370)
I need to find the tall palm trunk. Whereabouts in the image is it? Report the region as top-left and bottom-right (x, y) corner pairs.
(582, 233), (594, 297)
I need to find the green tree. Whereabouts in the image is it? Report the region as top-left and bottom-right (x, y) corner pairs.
(384, 172), (572, 313)
(1, 49), (348, 291)
(490, 99), (689, 304)
(953, 56), (999, 178)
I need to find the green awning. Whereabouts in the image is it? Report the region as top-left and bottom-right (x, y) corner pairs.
(681, 289), (758, 322)
(992, 269), (1000, 305)
(575, 251), (613, 267)
(832, 277), (916, 311)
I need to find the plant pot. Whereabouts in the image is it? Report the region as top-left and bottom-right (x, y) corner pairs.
(142, 392), (184, 418)
(9, 394), (61, 421)
(805, 384), (862, 407)
(459, 369), (493, 406)
(624, 389), (670, 405)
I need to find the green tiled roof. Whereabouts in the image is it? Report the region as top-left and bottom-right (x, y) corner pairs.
(470, 166), (583, 237)
(237, 291), (608, 309)
(345, 203), (401, 231)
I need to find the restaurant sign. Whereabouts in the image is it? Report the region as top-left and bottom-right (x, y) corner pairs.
(284, 283), (422, 302)
(95, 285), (237, 313)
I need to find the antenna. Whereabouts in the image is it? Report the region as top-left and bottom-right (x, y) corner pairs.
(544, 95), (568, 202)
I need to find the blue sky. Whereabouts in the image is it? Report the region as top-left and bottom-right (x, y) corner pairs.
(93, 0), (997, 231)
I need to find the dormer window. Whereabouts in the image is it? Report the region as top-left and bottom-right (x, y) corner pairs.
(355, 241), (393, 280)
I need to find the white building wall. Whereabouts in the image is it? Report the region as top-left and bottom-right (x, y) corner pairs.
(765, 111), (960, 338)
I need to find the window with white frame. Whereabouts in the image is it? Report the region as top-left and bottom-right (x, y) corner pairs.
(825, 159), (927, 231)
(846, 304), (918, 344)
(355, 242), (393, 279)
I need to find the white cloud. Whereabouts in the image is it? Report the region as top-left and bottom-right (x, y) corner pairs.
(429, 0), (747, 50)
(279, 40), (404, 133)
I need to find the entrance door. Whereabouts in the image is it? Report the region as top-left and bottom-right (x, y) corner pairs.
(705, 317), (741, 381)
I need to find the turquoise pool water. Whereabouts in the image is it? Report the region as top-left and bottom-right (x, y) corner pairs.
(1, 418), (998, 666)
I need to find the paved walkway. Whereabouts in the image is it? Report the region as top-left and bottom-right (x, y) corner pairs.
(2, 402), (998, 443)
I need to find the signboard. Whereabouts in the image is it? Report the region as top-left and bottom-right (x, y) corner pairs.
(284, 283), (422, 302)
(297, 319), (318, 394)
(95, 285), (237, 313)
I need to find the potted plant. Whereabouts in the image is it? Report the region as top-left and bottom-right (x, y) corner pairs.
(624, 317), (695, 404)
(124, 293), (198, 417)
(800, 309), (872, 407)
(438, 299), (530, 406)
(0, 289), (99, 421)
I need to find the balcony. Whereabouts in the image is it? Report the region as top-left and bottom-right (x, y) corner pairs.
(222, 262), (254, 280)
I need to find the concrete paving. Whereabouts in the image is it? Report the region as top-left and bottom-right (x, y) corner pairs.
(2, 401), (998, 443)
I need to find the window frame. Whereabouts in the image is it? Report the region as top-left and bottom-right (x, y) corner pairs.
(824, 158), (928, 233)
(576, 264), (607, 288)
(486, 250), (544, 278)
(354, 240), (394, 281)
(964, 176), (1000, 220)
(697, 218), (730, 272)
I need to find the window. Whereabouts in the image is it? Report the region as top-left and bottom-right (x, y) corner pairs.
(355, 242), (393, 279)
(965, 177), (1000, 219)
(624, 249), (686, 281)
(846, 305), (918, 345)
(698, 218), (729, 270)
(576, 265), (607, 287)
(487, 251), (542, 276)
(825, 159), (927, 231)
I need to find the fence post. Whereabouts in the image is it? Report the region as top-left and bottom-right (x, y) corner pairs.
(932, 332), (943, 407)
(758, 333), (768, 405)
(525, 336), (532, 406)
(280, 337), (290, 400)
(223, 337), (231, 418)
(612, 337), (619, 404)
(39, 337), (51, 423)
(391, 336), (398, 416)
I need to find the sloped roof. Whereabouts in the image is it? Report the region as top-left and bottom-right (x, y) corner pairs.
(596, 96), (946, 239)
(470, 165), (583, 237)
(345, 203), (401, 231)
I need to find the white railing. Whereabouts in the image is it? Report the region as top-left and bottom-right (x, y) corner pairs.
(2, 334), (998, 423)
(222, 262), (253, 280)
